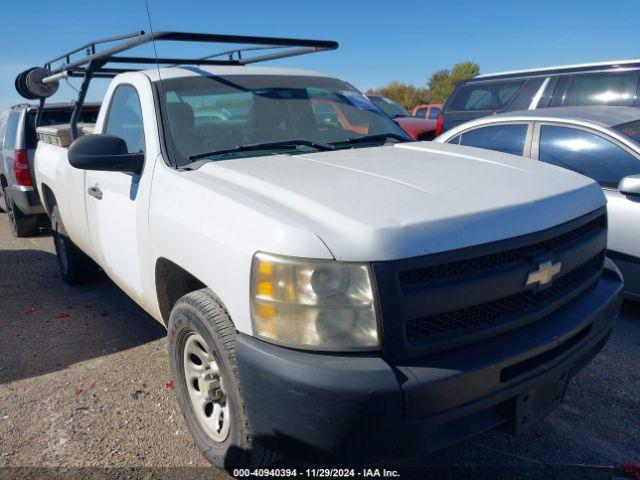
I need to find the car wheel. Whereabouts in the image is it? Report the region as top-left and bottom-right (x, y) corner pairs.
(50, 205), (97, 284)
(168, 289), (277, 471)
(5, 190), (39, 237)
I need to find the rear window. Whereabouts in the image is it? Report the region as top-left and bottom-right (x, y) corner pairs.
(26, 107), (100, 148)
(3, 111), (21, 150)
(558, 72), (640, 107)
(428, 107), (442, 119)
(447, 80), (525, 112)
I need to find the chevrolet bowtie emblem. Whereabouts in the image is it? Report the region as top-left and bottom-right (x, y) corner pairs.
(525, 260), (562, 287)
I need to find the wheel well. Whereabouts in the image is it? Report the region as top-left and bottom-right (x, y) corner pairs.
(155, 258), (206, 325)
(40, 183), (57, 216)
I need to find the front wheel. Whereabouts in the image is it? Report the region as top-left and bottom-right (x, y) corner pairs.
(168, 289), (276, 471)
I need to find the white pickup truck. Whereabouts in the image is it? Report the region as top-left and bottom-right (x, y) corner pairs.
(24, 32), (623, 471)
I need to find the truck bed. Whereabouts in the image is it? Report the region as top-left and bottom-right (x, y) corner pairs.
(36, 123), (95, 148)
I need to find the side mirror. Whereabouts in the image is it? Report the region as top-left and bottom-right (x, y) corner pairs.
(68, 134), (144, 175)
(618, 174), (640, 197)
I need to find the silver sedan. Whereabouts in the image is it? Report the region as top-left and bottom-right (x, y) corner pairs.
(436, 106), (640, 300)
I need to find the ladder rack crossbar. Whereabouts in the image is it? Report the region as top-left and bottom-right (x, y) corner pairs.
(22, 30), (338, 141)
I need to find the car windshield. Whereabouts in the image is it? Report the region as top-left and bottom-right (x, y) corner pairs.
(159, 74), (411, 166)
(369, 96), (410, 118)
(613, 120), (640, 144)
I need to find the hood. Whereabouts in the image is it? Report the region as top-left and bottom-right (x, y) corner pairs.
(195, 142), (605, 262)
(393, 116), (436, 137)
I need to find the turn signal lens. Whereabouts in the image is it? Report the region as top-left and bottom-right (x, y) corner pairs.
(435, 113), (444, 137)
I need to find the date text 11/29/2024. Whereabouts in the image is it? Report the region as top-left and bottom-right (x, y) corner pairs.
(233, 468), (401, 477)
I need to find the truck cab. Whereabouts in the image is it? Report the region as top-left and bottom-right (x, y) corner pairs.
(23, 31), (623, 472)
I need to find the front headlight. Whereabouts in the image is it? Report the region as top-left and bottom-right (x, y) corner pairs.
(250, 252), (380, 351)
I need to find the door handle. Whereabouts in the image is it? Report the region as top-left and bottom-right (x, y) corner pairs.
(88, 185), (103, 200)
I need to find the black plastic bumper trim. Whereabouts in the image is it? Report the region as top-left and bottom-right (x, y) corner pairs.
(235, 267), (622, 464)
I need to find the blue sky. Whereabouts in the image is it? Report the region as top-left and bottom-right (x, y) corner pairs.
(1, 0), (639, 110)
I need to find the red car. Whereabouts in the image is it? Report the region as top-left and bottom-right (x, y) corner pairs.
(367, 94), (436, 140)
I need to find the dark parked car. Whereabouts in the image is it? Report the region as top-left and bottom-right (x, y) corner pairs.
(0, 102), (100, 236)
(367, 94), (437, 140)
(442, 59), (640, 133)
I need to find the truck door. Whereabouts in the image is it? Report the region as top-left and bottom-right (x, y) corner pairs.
(85, 79), (157, 302)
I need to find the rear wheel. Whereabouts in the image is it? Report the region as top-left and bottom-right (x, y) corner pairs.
(5, 189), (39, 237)
(168, 289), (276, 471)
(51, 205), (97, 284)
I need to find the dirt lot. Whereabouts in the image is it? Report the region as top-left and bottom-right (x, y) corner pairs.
(0, 214), (638, 480)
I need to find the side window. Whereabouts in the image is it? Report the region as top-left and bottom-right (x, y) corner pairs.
(539, 125), (640, 188)
(459, 124), (528, 156)
(428, 107), (442, 119)
(447, 81), (525, 112)
(414, 107), (427, 118)
(448, 135), (461, 145)
(104, 85), (145, 153)
(3, 112), (22, 150)
(561, 72), (639, 107)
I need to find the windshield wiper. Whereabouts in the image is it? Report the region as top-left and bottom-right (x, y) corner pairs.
(331, 133), (411, 147)
(189, 140), (335, 161)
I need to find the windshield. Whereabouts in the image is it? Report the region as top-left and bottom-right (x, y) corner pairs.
(160, 74), (410, 165)
(613, 120), (640, 144)
(368, 96), (410, 118)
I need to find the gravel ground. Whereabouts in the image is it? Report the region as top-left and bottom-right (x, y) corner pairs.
(0, 214), (638, 480)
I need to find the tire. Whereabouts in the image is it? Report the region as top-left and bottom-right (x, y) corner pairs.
(5, 190), (39, 237)
(168, 289), (277, 471)
(50, 205), (97, 284)
(39, 214), (52, 231)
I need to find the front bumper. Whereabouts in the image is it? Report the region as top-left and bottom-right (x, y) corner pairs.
(7, 185), (45, 215)
(236, 265), (622, 465)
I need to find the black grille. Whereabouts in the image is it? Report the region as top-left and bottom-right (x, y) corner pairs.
(406, 253), (604, 343)
(399, 214), (606, 288)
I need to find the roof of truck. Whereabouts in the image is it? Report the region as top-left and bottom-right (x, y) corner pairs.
(475, 58), (640, 80)
(141, 65), (331, 82)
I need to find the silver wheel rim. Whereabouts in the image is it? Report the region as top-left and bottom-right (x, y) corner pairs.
(183, 333), (231, 442)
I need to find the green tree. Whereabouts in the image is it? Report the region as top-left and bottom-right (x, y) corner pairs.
(427, 61), (480, 103)
(425, 69), (450, 105)
(366, 82), (427, 110)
